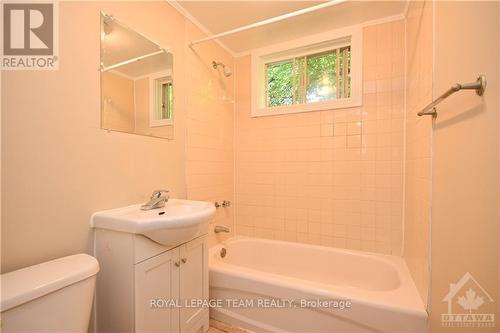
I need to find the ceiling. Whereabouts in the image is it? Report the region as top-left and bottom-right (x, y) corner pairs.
(174, 1), (408, 55)
(101, 15), (160, 66)
(102, 15), (173, 78)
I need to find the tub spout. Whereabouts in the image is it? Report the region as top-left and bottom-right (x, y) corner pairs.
(214, 226), (230, 233)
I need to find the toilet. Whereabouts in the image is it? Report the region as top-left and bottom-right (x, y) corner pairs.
(0, 254), (99, 332)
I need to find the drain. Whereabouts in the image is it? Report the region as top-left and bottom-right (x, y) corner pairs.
(220, 248), (227, 258)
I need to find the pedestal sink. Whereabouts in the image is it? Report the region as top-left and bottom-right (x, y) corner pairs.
(91, 199), (215, 246)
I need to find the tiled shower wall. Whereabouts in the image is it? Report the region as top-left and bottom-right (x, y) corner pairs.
(185, 23), (235, 247)
(234, 20), (405, 255)
(404, 0), (433, 305)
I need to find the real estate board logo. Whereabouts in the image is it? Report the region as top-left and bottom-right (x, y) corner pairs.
(442, 272), (495, 328)
(2, 1), (58, 69)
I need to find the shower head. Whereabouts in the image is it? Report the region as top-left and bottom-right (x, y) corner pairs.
(212, 61), (232, 77)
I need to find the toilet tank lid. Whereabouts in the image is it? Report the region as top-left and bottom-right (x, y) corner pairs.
(1, 254), (99, 312)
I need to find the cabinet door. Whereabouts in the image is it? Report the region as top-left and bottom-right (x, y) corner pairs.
(135, 248), (180, 333)
(179, 236), (209, 333)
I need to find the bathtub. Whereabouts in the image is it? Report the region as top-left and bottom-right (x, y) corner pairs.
(209, 237), (427, 333)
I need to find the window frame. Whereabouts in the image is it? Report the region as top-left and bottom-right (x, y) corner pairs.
(149, 70), (174, 127)
(251, 26), (362, 117)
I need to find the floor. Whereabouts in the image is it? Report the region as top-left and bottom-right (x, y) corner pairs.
(208, 318), (249, 333)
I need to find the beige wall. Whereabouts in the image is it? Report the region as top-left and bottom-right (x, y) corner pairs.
(403, 0), (433, 306)
(184, 22), (235, 247)
(1, 1), (230, 272)
(234, 20), (405, 255)
(134, 77), (149, 133)
(101, 72), (174, 138)
(101, 71), (135, 132)
(430, 2), (499, 332)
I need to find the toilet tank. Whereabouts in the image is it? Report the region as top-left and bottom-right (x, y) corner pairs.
(1, 254), (99, 333)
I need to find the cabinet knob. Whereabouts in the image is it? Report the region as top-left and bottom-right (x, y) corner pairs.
(181, 258), (187, 264)
(174, 261), (180, 267)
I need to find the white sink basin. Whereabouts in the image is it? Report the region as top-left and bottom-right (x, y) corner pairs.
(91, 199), (215, 246)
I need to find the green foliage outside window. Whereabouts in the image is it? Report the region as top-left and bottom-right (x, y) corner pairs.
(266, 46), (351, 108)
(266, 61), (294, 107)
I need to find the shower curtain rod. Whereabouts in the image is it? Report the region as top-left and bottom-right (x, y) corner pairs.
(189, 0), (348, 47)
(100, 50), (165, 72)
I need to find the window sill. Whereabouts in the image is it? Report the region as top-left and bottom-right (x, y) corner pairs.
(149, 119), (173, 127)
(251, 97), (362, 117)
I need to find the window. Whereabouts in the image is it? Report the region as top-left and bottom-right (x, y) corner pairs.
(266, 47), (351, 107)
(252, 27), (361, 117)
(157, 79), (173, 120)
(149, 72), (173, 127)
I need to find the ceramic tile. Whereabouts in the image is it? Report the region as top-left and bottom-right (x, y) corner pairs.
(234, 20), (405, 255)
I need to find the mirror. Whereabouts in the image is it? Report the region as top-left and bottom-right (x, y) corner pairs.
(100, 13), (174, 139)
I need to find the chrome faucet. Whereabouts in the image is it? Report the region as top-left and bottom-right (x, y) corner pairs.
(214, 226), (230, 233)
(141, 190), (169, 210)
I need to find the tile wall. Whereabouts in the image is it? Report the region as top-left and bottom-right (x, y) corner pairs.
(404, 0), (433, 305)
(185, 23), (235, 247)
(234, 20), (405, 255)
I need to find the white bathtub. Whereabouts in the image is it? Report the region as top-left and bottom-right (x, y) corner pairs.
(209, 237), (427, 333)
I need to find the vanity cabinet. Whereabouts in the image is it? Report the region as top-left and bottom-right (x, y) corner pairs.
(134, 247), (180, 333)
(135, 236), (208, 333)
(94, 230), (209, 333)
(178, 237), (209, 332)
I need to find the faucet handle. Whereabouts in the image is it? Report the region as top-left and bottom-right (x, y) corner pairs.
(151, 189), (169, 199)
